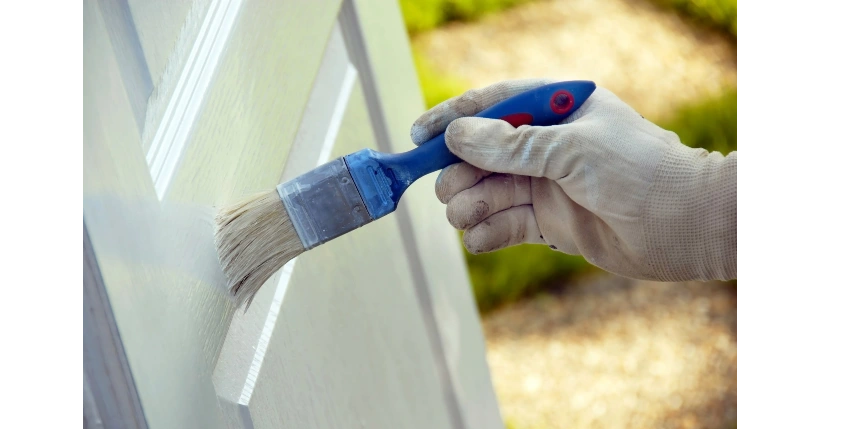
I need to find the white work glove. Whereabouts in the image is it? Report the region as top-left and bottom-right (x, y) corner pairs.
(410, 79), (736, 282)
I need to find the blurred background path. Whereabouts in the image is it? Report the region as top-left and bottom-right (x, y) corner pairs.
(482, 277), (736, 429)
(400, 0), (737, 427)
(411, 0), (736, 120)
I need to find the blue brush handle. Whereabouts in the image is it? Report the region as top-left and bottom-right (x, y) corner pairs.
(344, 80), (597, 219)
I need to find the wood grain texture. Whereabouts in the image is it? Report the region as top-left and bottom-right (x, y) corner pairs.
(345, 1), (505, 428)
(247, 82), (452, 429)
(137, 0), (212, 155)
(167, 0), (344, 204)
(127, 0), (199, 83)
(144, 0), (247, 200)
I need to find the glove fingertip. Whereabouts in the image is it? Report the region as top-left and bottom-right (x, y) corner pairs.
(445, 117), (512, 159)
(444, 118), (470, 156)
(410, 122), (431, 146)
(434, 166), (454, 204)
(462, 220), (505, 255)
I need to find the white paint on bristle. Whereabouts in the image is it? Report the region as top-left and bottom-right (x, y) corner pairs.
(214, 190), (304, 308)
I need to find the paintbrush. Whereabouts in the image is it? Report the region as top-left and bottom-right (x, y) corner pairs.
(215, 81), (597, 307)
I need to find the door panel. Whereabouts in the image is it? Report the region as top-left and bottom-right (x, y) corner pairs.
(246, 82), (450, 429)
(210, 22), (451, 428)
(210, 25), (359, 422)
(95, 0), (154, 133)
(83, 0), (503, 427)
(146, 0), (343, 202)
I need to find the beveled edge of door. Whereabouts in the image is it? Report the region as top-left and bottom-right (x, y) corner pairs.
(210, 20), (357, 426)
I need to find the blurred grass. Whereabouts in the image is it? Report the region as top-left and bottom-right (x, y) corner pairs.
(412, 51), (471, 110)
(659, 87), (737, 153)
(504, 420), (521, 429)
(400, 0), (536, 34)
(400, 0), (736, 39)
(404, 0), (736, 314)
(650, 0), (737, 38)
(466, 242), (597, 314)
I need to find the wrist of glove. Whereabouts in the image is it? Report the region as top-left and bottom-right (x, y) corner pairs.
(410, 79), (736, 282)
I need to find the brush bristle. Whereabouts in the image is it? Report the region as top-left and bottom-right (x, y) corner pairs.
(214, 190), (304, 308)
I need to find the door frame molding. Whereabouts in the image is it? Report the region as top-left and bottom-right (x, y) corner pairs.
(337, 2), (467, 429)
(83, 220), (149, 429)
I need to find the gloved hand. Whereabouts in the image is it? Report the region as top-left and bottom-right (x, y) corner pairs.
(410, 79), (736, 282)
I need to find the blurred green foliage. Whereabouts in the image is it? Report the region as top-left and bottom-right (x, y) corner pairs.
(400, 0), (736, 38)
(650, 0), (737, 38)
(399, 0), (536, 34)
(660, 87), (737, 154)
(465, 241), (596, 313)
(412, 51), (470, 109)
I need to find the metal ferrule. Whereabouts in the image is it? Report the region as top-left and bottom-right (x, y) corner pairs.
(276, 157), (373, 250)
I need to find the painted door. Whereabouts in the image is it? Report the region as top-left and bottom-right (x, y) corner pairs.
(83, 0), (504, 428)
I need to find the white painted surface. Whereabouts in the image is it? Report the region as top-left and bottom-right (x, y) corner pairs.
(344, 1), (505, 428)
(84, 0), (503, 427)
(95, 0), (153, 133)
(247, 81), (452, 429)
(317, 66), (357, 166)
(146, 0), (244, 200)
(211, 24), (358, 422)
(127, 0), (199, 82)
(280, 23), (358, 183)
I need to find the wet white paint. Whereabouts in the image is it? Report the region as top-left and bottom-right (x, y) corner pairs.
(83, 196), (230, 294)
